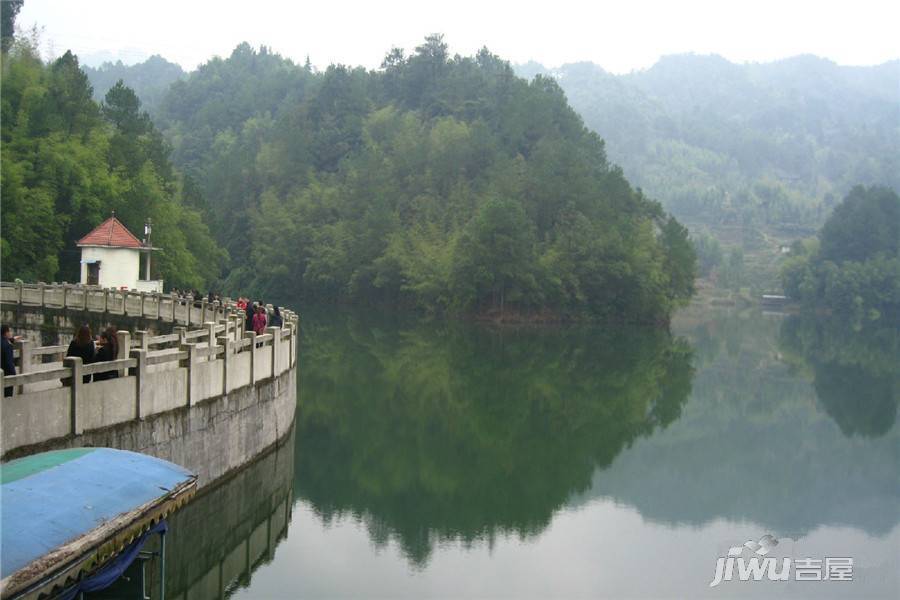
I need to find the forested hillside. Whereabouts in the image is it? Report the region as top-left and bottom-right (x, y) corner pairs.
(0, 35), (223, 289)
(150, 37), (695, 322)
(83, 55), (186, 114)
(519, 56), (899, 228)
(518, 56), (899, 292)
(781, 186), (899, 321)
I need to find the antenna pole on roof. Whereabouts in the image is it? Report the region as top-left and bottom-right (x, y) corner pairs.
(144, 218), (153, 281)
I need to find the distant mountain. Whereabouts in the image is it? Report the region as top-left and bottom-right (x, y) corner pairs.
(83, 54), (186, 114)
(77, 48), (151, 68)
(516, 55), (900, 235)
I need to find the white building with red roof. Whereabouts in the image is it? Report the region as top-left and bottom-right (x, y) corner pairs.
(77, 214), (163, 292)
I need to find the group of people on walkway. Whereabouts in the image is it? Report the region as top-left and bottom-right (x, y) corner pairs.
(171, 289), (223, 308)
(1, 323), (119, 395)
(2, 298), (287, 395)
(65, 325), (120, 383)
(236, 297), (283, 336)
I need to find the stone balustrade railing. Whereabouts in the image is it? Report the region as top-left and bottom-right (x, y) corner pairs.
(0, 282), (299, 459)
(1, 281), (243, 326)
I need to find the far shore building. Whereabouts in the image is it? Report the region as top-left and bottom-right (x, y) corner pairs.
(77, 215), (163, 292)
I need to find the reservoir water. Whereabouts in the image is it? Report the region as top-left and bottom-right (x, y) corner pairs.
(170, 308), (899, 598)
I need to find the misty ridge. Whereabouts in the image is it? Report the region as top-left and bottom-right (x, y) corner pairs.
(518, 55), (899, 226)
(86, 50), (900, 230)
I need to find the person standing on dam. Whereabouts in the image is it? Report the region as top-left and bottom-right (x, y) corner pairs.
(246, 301), (256, 332)
(66, 325), (96, 384)
(92, 327), (120, 381)
(2, 324), (19, 397)
(253, 305), (268, 336)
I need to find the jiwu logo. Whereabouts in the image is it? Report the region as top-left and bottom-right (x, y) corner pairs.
(709, 535), (791, 587)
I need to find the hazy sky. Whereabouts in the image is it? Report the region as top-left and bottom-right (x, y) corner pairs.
(17, 0), (900, 72)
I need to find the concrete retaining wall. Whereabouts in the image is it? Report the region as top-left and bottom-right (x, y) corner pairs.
(55, 367), (296, 487)
(145, 426), (294, 599)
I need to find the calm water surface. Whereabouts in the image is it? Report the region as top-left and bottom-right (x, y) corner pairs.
(172, 308), (899, 598)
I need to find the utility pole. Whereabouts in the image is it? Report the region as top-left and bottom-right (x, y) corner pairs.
(144, 218), (152, 281)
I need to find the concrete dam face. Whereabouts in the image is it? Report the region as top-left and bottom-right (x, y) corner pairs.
(1, 283), (299, 489)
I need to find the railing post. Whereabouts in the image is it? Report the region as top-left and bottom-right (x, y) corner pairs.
(233, 315), (243, 342)
(134, 330), (150, 352)
(171, 292), (177, 322)
(140, 291), (147, 317)
(289, 319), (294, 367)
(16, 280), (23, 304)
(39, 282), (46, 306)
(218, 335), (231, 394)
(218, 317), (228, 343)
(81, 285), (87, 310)
(130, 348), (147, 420)
(156, 292), (162, 320)
(204, 322), (216, 362)
(103, 288), (109, 313)
(290, 320), (297, 367)
(64, 357), (84, 435)
(16, 340), (34, 374)
(117, 330), (131, 377)
(174, 326), (187, 346)
(181, 342), (198, 407)
(14, 339), (32, 395)
(245, 331), (257, 383)
(267, 326), (279, 378)
(200, 298), (208, 324)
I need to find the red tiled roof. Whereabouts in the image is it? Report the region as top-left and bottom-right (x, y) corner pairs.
(76, 217), (144, 249)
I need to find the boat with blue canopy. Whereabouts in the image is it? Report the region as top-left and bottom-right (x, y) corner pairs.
(1, 448), (197, 600)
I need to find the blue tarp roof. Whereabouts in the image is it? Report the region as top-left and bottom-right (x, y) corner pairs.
(1, 448), (195, 580)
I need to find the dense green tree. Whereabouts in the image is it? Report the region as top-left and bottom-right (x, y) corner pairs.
(450, 198), (539, 312)
(0, 0), (22, 52)
(102, 80), (150, 134)
(659, 216), (696, 300)
(781, 186), (900, 320)
(0, 37), (224, 289)
(818, 185), (899, 263)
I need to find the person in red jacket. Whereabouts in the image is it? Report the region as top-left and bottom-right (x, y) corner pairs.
(252, 305), (268, 336)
